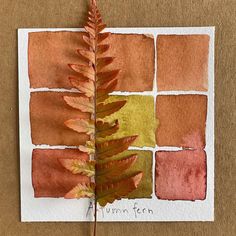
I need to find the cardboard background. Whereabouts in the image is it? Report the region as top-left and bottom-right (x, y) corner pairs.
(0, 0), (235, 235)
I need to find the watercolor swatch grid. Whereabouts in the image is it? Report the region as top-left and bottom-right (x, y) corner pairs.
(18, 27), (214, 222)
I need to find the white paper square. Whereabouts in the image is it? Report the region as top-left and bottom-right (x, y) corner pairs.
(18, 27), (214, 222)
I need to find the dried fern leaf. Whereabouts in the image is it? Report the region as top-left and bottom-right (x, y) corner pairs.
(97, 70), (120, 87)
(97, 32), (110, 43)
(96, 100), (126, 119)
(69, 77), (94, 97)
(83, 35), (95, 50)
(96, 135), (138, 160)
(96, 154), (137, 181)
(59, 158), (95, 177)
(96, 172), (143, 206)
(68, 64), (95, 81)
(96, 57), (114, 71)
(65, 119), (95, 135)
(63, 0), (144, 210)
(77, 49), (95, 64)
(96, 120), (119, 138)
(64, 96), (94, 113)
(97, 44), (110, 54)
(65, 183), (95, 199)
(79, 140), (95, 154)
(97, 80), (118, 103)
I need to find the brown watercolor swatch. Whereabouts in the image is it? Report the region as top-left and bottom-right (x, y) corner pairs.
(32, 149), (90, 198)
(30, 92), (90, 146)
(28, 32), (154, 92)
(157, 35), (210, 91)
(156, 95), (207, 148)
(155, 150), (207, 200)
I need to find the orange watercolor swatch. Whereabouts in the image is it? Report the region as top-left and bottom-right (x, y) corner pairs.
(157, 35), (210, 91)
(30, 92), (90, 146)
(156, 95), (207, 148)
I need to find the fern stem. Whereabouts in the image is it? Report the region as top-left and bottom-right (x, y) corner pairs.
(93, 198), (97, 236)
(93, 1), (98, 235)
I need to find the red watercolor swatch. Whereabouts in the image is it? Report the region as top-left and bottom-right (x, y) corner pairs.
(155, 150), (207, 200)
(32, 149), (90, 198)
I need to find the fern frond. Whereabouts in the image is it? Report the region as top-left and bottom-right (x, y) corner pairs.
(60, 0), (143, 209)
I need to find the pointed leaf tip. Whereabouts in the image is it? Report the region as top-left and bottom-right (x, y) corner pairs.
(77, 49), (95, 64)
(96, 119), (119, 138)
(65, 183), (95, 199)
(59, 158), (95, 177)
(63, 96), (94, 113)
(96, 100), (127, 118)
(69, 77), (94, 97)
(96, 135), (138, 159)
(64, 118), (95, 135)
(96, 172), (143, 206)
(96, 154), (138, 181)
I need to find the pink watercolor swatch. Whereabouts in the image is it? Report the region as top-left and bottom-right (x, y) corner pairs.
(155, 150), (207, 200)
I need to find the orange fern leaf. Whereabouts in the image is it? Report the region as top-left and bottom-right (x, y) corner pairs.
(59, 158), (95, 177)
(96, 172), (143, 206)
(65, 119), (95, 135)
(96, 154), (138, 181)
(64, 96), (94, 113)
(65, 183), (95, 199)
(96, 135), (138, 160)
(96, 100), (126, 118)
(96, 120), (119, 138)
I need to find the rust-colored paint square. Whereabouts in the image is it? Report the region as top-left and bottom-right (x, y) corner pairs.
(30, 92), (90, 146)
(32, 149), (90, 198)
(155, 150), (207, 200)
(104, 34), (154, 91)
(156, 95), (207, 148)
(28, 32), (87, 89)
(28, 32), (154, 92)
(157, 35), (210, 91)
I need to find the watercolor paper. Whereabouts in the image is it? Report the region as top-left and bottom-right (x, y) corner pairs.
(19, 27), (214, 222)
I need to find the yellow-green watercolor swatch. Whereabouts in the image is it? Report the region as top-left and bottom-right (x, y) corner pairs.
(101, 95), (157, 147)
